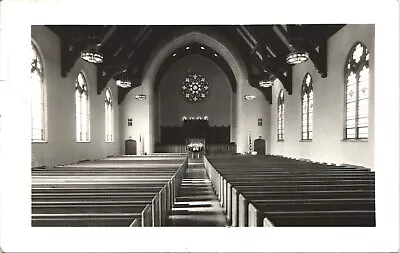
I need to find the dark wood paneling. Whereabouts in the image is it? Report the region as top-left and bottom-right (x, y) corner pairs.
(160, 120), (231, 145)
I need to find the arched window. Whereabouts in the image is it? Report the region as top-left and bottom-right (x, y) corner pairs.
(344, 42), (369, 139)
(105, 88), (113, 142)
(31, 42), (46, 141)
(277, 89), (284, 141)
(75, 72), (90, 142)
(301, 73), (313, 140)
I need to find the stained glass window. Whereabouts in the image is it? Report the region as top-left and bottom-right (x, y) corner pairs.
(277, 89), (284, 141)
(344, 42), (369, 139)
(31, 42), (46, 141)
(105, 88), (113, 142)
(181, 73), (210, 102)
(75, 72), (90, 142)
(301, 73), (313, 140)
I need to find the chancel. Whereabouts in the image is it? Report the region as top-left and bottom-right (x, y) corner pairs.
(28, 24), (375, 227)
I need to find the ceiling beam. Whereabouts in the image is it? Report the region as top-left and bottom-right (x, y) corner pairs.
(237, 26), (255, 51)
(287, 25), (328, 78)
(60, 38), (84, 78)
(116, 26), (150, 60)
(97, 65), (122, 94)
(87, 26), (149, 78)
(248, 73), (272, 103)
(97, 63), (142, 95)
(240, 25), (258, 46)
(250, 26), (293, 95)
(127, 28), (152, 61)
(113, 45), (124, 57)
(118, 80), (142, 104)
(304, 38), (328, 78)
(59, 26), (108, 78)
(98, 25), (117, 49)
(229, 26), (264, 75)
(131, 26), (150, 44)
(273, 25), (292, 50)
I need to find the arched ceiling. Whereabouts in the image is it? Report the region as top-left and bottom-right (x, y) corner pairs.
(153, 42), (237, 94)
(46, 24), (345, 104)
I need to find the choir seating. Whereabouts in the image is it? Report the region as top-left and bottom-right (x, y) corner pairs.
(204, 155), (375, 227)
(31, 155), (188, 227)
(154, 143), (237, 155)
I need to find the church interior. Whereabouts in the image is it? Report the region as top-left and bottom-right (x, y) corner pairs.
(0, 1), (399, 251)
(27, 23), (377, 228)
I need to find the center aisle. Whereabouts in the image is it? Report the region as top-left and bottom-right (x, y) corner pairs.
(167, 158), (227, 226)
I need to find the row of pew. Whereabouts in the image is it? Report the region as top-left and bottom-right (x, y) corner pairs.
(204, 155), (375, 227)
(32, 154), (188, 227)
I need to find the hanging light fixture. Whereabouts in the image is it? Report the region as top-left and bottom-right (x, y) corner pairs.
(115, 69), (131, 88)
(81, 36), (103, 64)
(135, 94), (147, 100)
(259, 72), (275, 88)
(135, 84), (147, 100)
(259, 79), (274, 88)
(116, 80), (131, 88)
(286, 46), (309, 65)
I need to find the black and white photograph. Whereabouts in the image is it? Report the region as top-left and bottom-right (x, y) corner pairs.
(29, 23), (376, 228)
(0, 0), (399, 252)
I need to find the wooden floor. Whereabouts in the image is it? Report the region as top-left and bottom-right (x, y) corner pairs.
(167, 159), (227, 226)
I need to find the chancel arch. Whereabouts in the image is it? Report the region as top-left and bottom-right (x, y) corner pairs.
(121, 29), (269, 154)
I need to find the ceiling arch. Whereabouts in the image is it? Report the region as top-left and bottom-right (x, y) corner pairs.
(132, 28), (249, 103)
(153, 42), (237, 94)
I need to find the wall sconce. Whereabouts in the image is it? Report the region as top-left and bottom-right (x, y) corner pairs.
(244, 95), (256, 100)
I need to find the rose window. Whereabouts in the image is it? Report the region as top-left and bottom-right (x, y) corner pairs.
(181, 73), (210, 102)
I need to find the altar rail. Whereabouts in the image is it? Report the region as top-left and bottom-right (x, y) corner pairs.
(154, 144), (237, 155)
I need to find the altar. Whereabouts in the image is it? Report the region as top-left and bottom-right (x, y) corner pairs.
(186, 138), (205, 159)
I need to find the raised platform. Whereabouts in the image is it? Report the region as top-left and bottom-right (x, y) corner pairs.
(154, 144), (237, 155)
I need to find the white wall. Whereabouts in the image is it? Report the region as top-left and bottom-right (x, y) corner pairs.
(119, 85), (148, 155)
(237, 82), (271, 153)
(270, 24), (375, 169)
(159, 54), (232, 127)
(31, 26), (120, 167)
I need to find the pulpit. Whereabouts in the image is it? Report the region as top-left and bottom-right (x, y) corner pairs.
(186, 138), (205, 159)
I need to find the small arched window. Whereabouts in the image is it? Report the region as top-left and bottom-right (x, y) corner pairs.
(31, 42), (46, 141)
(344, 42), (369, 139)
(277, 89), (285, 141)
(301, 73), (313, 140)
(105, 88), (113, 142)
(75, 72), (90, 142)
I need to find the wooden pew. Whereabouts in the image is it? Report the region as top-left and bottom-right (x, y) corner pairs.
(261, 210), (376, 227)
(32, 156), (188, 227)
(204, 155), (375, 227)
(32, 214), (142, 227)
(219, 177), (374, 225)
(247, 197), (375, 226)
